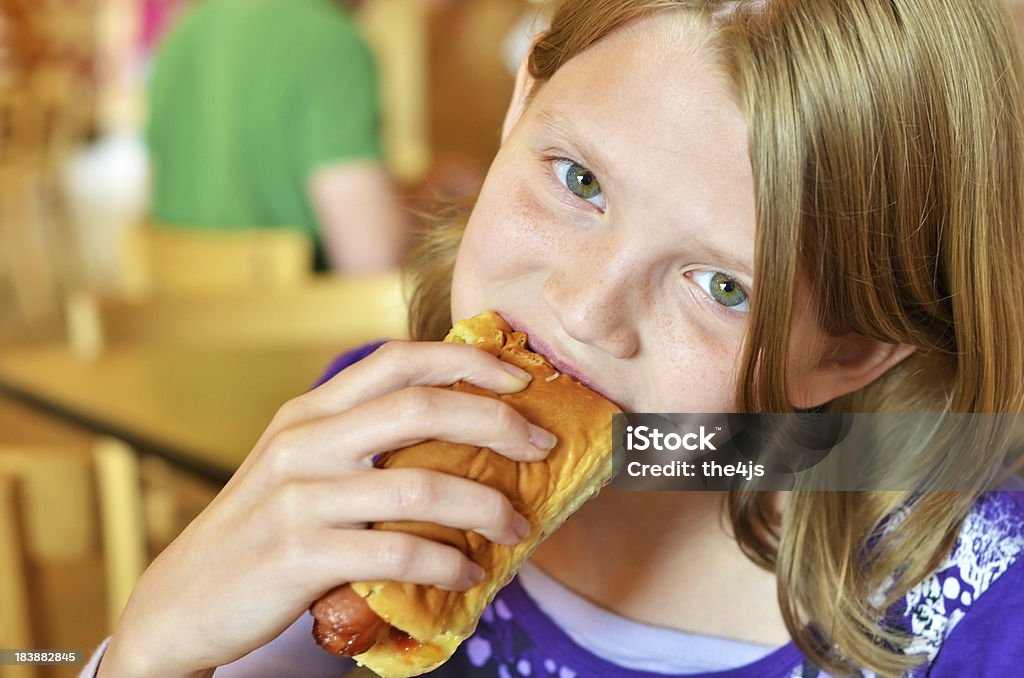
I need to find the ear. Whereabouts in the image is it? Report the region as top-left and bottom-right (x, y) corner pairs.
(789, 335), (917, 409)
(501, 37), (540, 142)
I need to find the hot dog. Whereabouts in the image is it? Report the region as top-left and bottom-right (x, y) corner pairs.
(310, 311), (621, 678)
(310, 584), (391, 657)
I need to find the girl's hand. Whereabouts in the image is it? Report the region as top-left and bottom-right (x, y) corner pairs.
(98, 341), (553, 678)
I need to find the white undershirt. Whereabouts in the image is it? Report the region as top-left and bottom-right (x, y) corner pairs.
(517, 562), (778, 673)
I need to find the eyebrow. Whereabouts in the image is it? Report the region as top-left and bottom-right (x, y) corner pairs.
(532, 108), (612, 180)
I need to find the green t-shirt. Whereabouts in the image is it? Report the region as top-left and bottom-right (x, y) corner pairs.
(147, 0), (382, 255)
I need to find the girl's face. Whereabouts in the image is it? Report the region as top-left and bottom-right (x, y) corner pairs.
(452, 15), (825, 413)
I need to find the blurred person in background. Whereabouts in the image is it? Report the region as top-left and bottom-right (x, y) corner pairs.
(146, 0), (407, 274)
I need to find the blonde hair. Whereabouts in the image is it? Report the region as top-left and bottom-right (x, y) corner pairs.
(406, 1), (1024, 674)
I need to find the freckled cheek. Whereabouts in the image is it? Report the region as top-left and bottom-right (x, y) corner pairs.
(458, 174), (560, 282)
(641, 323), (745, 412)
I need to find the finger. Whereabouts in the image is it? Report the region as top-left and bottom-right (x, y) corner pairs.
(303, 528), (487, 593)
(264, 386), (558, 477)
(308, 341), (534, 413)
(246, 341), (536, 473)
(296, 469), (533, 547)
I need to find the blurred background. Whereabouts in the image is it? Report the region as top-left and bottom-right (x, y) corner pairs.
(0, 0), (549, 675)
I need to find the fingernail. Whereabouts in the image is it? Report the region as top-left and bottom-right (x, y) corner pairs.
(512, 513), (532, 540)
(502, 363), (532, 382)
(468, 564), (486, 585)
(528, 425), (558, 452)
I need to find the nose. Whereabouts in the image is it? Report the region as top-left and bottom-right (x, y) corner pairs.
(541, 244), (642, 359)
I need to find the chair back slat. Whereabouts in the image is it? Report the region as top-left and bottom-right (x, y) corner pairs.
(122, 225), (314, 299)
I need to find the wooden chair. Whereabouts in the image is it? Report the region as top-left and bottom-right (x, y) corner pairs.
(0, 437), (147, 640)
(137, 455), (220, 556)
(0, 394), (217, 661)
(66, 272), (408, 358)
(0, 474), (37, 678)
(119, 223), (315, 299)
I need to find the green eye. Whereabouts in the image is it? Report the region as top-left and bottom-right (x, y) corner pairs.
(554, 159), (605, 208)
(691, 270), (750, 312)
(567, 163), (601, 199)
(709, 272), (747, 308)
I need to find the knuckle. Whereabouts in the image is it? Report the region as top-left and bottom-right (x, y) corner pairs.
(275, 396), (304, 419)
(373, 340), (407, 365)
(376, 534), (417, 577)
(396, 386), (439, 422)
(273, 480), (307, 524)
(276, 528), (310, 571)
(265, 424), (304, 476)
(274, 396), (316, 425)
(390, 469), (438, 513)
(489, 399), (525, 436)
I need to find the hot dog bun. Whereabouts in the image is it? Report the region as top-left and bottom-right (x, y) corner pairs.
(312, 311), (620, 677)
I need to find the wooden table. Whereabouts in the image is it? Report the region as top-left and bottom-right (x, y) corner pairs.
(0, 342), (346, 482)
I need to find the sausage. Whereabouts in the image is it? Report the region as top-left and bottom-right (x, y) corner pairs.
(311, 584), (391, 656)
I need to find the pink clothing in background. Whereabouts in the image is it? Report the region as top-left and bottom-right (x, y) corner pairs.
(140, 0), (188, 54)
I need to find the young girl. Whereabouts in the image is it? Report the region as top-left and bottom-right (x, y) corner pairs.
(88, 1), (1024, 676)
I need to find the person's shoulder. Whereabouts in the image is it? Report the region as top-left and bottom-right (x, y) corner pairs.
(288, 1), (367, 45)
(898, 480), (1024, 671)
(267, 2), (374, 83)
(313, 340), (389, 389)
(216, 0), (365, 46)
(152, 0), (247, 63)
